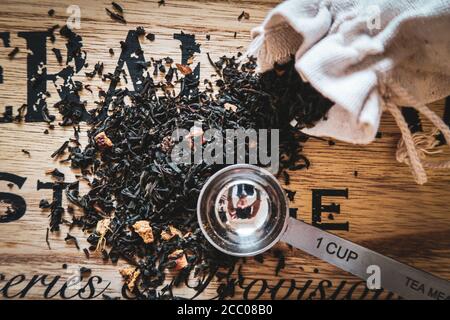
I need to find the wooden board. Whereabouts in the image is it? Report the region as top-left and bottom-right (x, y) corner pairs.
(0, 0), (449, 300)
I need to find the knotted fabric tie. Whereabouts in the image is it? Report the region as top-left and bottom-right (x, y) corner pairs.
(380, 79), (450, 185)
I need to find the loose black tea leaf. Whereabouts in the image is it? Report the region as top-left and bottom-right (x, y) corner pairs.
(14, 104), (27, 122)
(105, 8), (126, 24)
(111, 2), (124, 13)
(158, 0), (166, 7)
(8, 47), (19, 59)
(47, 24), (59, 43)
(45, 40), (332, 298)
(146, 33), (155, 41)
(46, 168), (65, 181)
(48, 9), (55, 17)
(206, 52), (221, 76)
(39, 199), (51, 209)
(21, 149), (30, 157)
(52, 48), (63, 64)
(164, 56), (173, 65)
(136, 26), (146, 36)
(51, 140), (69, 158)
(80, 266), (92, 276)
(165, 67), (175, 82)
(284, 189), (296, 202)
(84, 84), (93, 94)
(67, 205), (75, 215)
(46, 228), (51, 249)
(65, 233), (80, 250)
(101, 249), (109, 261)
(85, 62), (104, 78)
(237, 11), (250, 21)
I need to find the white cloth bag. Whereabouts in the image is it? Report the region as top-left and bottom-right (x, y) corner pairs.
(247, 0), (450, 184)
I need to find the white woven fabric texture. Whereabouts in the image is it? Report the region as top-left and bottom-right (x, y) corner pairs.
(247, 0), (450, 144)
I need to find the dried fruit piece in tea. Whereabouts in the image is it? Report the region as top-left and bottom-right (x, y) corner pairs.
(161, 225), (183, 241)
(120, 267), (140, 291)
(175, 63), (192, 76)
(94, 131), (113, 149)
(168, 249), (188, 271)
(133, 220), (154, 244)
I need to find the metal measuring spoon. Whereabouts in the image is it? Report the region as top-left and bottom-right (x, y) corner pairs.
(197, 164), (450, 300)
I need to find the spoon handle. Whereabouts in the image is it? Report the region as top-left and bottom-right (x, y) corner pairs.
(280, 217), (450, 300)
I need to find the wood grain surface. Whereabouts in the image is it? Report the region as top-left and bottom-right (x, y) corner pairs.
(0, 0), (449, 300)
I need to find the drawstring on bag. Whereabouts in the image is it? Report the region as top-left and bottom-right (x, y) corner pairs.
(380, 79), (450, 185)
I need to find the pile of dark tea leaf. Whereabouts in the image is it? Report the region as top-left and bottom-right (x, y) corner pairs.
(44, 38), (332, 299)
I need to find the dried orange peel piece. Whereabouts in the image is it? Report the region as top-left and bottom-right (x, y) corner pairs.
(95, 131), (113, 148)
(160, 225), (183, 241)
(175, 63), (193, 75)
(119, 267), (140, 291)
(132, 220), (154, 244)
(168, 249), (188, 271)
